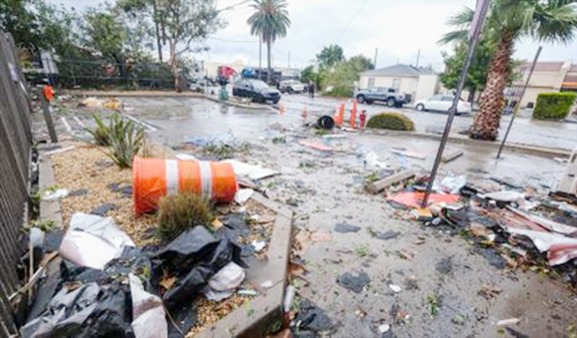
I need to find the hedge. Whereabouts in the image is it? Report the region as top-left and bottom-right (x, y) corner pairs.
(533, 92), (577, 120)
(366, 112), (415, 131)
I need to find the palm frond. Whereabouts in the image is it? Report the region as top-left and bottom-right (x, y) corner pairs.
(531, 0), (577, 43)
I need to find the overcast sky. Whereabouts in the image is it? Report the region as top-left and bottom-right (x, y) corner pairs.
(48, 0), (577, 70)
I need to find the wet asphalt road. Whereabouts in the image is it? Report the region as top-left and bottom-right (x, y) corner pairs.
(36, 95), (577, 338)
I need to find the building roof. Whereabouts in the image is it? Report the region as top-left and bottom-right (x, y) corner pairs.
(361, 64), (433, 77)
(571, 64), (577, 72)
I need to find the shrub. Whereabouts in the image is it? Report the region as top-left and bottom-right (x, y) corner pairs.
(157, 193), (214, 242)
(533, 92), (577, 120)
(85, 114), (111, 146)
(366, 112), (415, 131)
(88, 113), (145, 168)
(325, 86), (354, 98)
(107, 114), (145, 168)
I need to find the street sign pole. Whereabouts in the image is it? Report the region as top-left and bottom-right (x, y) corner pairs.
(421, 0), (491, 208)
(496, 46), (542, 159)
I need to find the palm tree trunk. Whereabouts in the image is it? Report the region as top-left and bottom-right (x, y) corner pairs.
(470, 32), (515, 141)
(267, 40), (272, 84)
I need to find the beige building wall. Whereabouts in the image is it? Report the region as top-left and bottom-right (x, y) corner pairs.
(359, 75), (428, 102)
(414, 74), (439, 102)
(518, 61), (572, 107)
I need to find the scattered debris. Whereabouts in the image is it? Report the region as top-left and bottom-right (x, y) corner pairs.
(392, 150), (426, 160)
(293, 299), (333, 333)
(129, 273), (168, 338)
(251, 240), (266, 252)
(441, 149), (464, 163)
(294, 230), (332, 256)
(367, 170), (416, 194)
(204, 262), (246, 301)
(223, 159), (279, 180)
(336, 270), (370, 293)
(365, 151), (387, 169)
(283, 285), (296, 313)
(388, 191), (460, 208)
(42, 188), (68, 201)
(68, 188), (88, 197)
(234, 188), (254, 205)
(260, 280), (274, 289)
(496, 318), (520, 326)
(298, 140), (333, 152)
(479, 191), (525, 203)
(59, 212), (135, 269)
(368, 227), (400, 240)
(334, 222), (361, 233)
(90, 203), (119, 216)
(389, 284), (402, 293)
(478, 284), (503, 300)
(378, 323), (391, 333)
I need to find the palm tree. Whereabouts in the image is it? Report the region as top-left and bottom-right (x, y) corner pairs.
(247, 0), (291, 84)
(441, 0), (577, 141)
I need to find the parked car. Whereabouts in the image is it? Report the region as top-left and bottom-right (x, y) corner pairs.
(279, 80), (305, 94)
(414, 95), (472, 115)
(354, 87), (408, 107)
(232, 79), (281, 104)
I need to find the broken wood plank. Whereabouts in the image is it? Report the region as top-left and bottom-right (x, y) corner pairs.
(392, 150), (426, 160)
(441, 149), (464, 163)
(368, 170), (416, 194)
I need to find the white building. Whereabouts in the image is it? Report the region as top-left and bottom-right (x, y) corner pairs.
(359, 64), (440, 102)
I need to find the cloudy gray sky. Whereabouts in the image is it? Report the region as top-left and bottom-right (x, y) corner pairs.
(48, 0), (577, 70)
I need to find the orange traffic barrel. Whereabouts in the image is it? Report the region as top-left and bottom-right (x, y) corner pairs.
(132, 156), (238, 215)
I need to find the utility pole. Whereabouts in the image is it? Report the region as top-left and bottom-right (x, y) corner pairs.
(421, 0), (491, 208)
(496, 46), (542, 159)
(415, 49), (421, 68)
(152, 0), (162, 62)
(373, 48), (378, 68)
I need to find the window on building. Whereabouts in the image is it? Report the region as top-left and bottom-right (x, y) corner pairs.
(368, 77), (375, 88)
(392, 78), (401, 90)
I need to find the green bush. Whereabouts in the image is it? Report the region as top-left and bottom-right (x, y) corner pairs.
(87, 113), (144, 168)
(325, 86), (354, 98)
(366, 112), (415, 131)
(85, 114), (111, 146)
(157, 193), (214, 242)
(533, 92), (577, 120)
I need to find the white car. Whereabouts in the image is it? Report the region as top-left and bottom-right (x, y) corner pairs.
(279, 80), (305, 94)
(414, 94), (472, 115)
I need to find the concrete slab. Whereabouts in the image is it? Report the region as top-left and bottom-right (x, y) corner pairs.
(196, 193), (293, 338)
(37, 147), (63, 229)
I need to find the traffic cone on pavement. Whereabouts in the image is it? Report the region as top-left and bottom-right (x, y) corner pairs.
(279, 104), (285, 115)
(349, 99), (358, 129)
(301, 104), (308, 119)
(334, 102), (345, 127)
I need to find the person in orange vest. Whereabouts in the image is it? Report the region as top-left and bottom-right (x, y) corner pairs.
(359, 110), (367, 129)
(43, 81), (55, 102)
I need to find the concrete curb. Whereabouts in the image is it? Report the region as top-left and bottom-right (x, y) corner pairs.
(62, 90), (205, 98)
(204, 95), (276, 112)
(196, 193), (293, 338)
(365, 128), (572, 158)
(37, 145), (64, 229)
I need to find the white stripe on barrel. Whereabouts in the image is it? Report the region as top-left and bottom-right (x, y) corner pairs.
(165, 160), (179, 195)
(199, 161), (213, 198)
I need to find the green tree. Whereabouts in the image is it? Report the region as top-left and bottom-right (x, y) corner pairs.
(0, 0), (40, 50)
(323, 55), (373, 97)
(439, 40), (495, 103)
(441, 0), (577, 141)
(34, 1), (80, 57)
(83, 8), (127, 63)
(248, 0), (291, 84)
(117, 0), (164, 61)
(316, 44), (344, 69)
(348, 54), (374, 72)
(159, 0), (223, 91)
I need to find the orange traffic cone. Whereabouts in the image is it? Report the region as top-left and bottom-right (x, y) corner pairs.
(279, 104), (285, 115)
(349, 99), (358, 129)
(301, 104), (308, 119)
(334, 102), (345, 127)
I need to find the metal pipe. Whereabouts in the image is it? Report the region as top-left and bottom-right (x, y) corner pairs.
(496, 46), (542, 159)
(421, 0), (491, 208)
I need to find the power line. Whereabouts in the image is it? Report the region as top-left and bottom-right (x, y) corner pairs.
(217, 0), (252, 12)
(337, 0), (369, 41)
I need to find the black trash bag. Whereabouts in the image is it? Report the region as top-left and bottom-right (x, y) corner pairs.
(152, 226), (244, 311)
(20, 282), (134, 338)
(293, 298), (333, 333)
